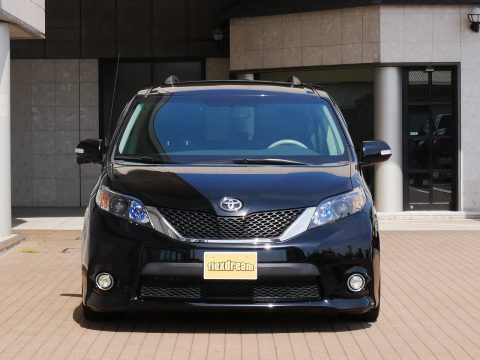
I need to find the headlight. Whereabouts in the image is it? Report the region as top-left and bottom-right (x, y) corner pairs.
(96, 185), (152, 226)
(309, 187), (366, 228)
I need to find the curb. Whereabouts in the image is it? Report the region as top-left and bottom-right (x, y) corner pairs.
(0, 234), (25, 252)
(377, 211), (480, 220)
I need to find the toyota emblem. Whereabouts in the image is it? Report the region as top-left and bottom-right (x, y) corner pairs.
(219, 197), (243, 212)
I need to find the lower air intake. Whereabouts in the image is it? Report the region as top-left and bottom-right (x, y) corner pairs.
(140, 279), (320, 303)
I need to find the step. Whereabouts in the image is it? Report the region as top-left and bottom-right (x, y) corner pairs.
(377, 211), (480, 220)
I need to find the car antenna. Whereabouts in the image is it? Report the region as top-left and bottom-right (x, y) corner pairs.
(106, 54), (121, 147)
(288, 76), (302, 87)
(164, 75), (180, 87)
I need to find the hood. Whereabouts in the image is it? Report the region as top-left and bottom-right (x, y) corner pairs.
(108, 164), (353, 215)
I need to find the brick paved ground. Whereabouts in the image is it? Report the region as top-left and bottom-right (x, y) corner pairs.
(0, 229), (479, 360)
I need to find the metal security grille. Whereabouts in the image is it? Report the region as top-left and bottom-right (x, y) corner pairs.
(159, 208), (305, 239)
(408, 70), (429, 85)
(140, 279), (320, 303)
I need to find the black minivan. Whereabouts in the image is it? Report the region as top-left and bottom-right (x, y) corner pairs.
(76, 78), (391, 322)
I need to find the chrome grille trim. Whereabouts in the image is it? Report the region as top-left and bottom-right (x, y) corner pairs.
(146, 206), (316, 244)
(159, 207), (304, 239)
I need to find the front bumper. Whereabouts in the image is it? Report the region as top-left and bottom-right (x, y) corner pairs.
(87, 291), (375, 314)
(82, 205), (380, 314)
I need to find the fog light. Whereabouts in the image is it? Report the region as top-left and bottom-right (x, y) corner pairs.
(95, 273), (114, 290)
(347, 274), (365, 292)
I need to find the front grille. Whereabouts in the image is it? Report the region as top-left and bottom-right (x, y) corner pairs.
(140, 279), (320, 303)
(159, 208), (305, 239)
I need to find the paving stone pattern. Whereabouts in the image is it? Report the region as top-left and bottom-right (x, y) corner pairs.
(0, 230), (479, 359)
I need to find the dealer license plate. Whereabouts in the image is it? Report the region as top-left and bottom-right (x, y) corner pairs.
(203, 252), (257, 280)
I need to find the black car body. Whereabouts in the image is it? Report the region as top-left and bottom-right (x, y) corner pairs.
(76, 79), (391, 321)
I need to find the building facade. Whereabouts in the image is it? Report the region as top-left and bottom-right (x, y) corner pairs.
(5, 1), (480, 233)
(227, 3), (480, 213)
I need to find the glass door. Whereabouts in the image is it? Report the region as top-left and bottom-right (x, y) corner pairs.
(403, 67), (457, 210)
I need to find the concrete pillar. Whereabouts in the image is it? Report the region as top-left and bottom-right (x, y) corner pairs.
(374, 67), (403, 212)
(0, 23), (11, 235)
(236, 73), (254, 80)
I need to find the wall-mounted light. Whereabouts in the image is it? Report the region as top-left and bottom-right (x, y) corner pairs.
(212, 28), (225, 42)
(468, 13), (480, 32)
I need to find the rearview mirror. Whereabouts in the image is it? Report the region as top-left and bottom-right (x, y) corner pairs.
(75, 139), (104, 164)
(360, 140), (391, 167)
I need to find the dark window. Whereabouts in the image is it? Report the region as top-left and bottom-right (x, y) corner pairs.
(403, 68), (457, 210)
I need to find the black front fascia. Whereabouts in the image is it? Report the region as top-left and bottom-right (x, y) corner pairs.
(82, 197), (379, 312)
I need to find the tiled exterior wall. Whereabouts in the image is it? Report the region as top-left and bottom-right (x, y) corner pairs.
(11, 59), (101, 207)
(379, 5), (472, 63)
(12, 0), (240, 59)
(229, 5), (480, 67)
(10, 57), (228, 208)
(205, 58), (230, 80)
(229, 6), (380, 70)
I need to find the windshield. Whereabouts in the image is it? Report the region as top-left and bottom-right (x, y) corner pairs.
(115, 90), (348, 165)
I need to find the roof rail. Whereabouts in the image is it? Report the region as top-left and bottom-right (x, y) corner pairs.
(142, 79), (326, 95)
(302, 82), (325, 94)
(164, 75), (180, 86)
(157, 79), (302, 89)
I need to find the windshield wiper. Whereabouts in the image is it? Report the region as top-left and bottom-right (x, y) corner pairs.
(231, 158), (309, 165)
(114, 155), (174, 164)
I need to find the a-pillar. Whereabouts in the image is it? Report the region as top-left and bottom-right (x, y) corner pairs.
(374, 66), (403, 212)
(0, 23), (11, 236)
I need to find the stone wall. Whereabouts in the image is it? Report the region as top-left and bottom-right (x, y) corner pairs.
(11, 59), (100, 207)
(379, 5), (472, 63)
(230, 6), (380, 71)
(205, 58), (230, 80)
(10, 57), (228, 208)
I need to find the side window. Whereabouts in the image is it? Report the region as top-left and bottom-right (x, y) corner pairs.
(326, 127), (339, 155)
(118, 103), (145, 154)
(315, 104), (345, 156)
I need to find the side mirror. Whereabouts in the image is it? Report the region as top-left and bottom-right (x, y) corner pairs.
(360, 140), (392, 167)
(75, 139), (104, 164)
